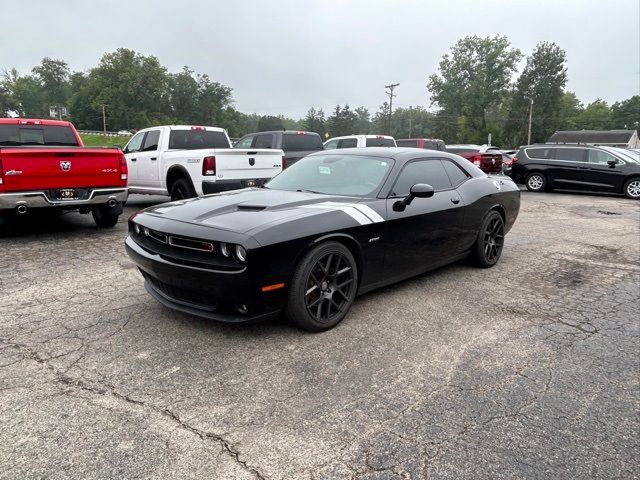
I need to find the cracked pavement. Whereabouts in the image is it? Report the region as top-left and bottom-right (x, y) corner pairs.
(1, 191), (638, 479)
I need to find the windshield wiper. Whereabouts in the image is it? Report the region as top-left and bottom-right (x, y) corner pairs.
(296, 189), (325, 194)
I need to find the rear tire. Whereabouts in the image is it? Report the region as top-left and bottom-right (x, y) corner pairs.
(470, 211), (505, 268)
(92, 205), (120, 228)
(170, 178), (196, 201)
(623, 178), (640, 199)
(285, 242), (358, 332)
(525, 172), (546, 192)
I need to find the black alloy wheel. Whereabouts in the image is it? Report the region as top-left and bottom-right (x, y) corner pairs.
(471, 211), (505, 268)
(286, 242), (358, 332)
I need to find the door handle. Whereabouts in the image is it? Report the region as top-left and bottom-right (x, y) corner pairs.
(451, 198), (460, 204)
(130, 158), (136, 162)
(150, 157), (157, 161)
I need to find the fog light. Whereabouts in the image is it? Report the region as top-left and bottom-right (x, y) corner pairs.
(220, 242), (230, 257)
(236, 304), (248, 314)
(234, 245), (247, 262)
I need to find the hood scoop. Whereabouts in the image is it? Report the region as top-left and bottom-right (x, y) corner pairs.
(236, 205), (267, 212)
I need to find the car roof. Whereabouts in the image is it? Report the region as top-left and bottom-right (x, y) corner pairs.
(325, 134), (394, 140)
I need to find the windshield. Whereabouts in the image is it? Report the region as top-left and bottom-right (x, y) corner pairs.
(365, 137), (396, 147)
(602, 147), (640, 164)
(168, 129), (230, 149)
(266, 154), (393, 196)
(0, 124), (79, 146)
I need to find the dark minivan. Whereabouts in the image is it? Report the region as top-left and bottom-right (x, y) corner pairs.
(510, 144), (640, 199)
(234, 130), (323, 168)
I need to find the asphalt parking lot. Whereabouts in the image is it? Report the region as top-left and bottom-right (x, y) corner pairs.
(1, 191), (638, 480)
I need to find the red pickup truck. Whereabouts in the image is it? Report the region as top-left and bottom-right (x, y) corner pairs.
(0, 118), (128, 227)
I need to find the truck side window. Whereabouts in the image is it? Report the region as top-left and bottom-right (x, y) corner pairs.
(125, 132), (145, 153)
(338, 138), (357, 148)
(324, 140), (338, 150)
(235, 136), (253, 148)
(252, 134), (273, 149)
(142, 130), (160, 152)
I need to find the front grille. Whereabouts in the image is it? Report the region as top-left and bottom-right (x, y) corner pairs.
(144, 273), (218, 310)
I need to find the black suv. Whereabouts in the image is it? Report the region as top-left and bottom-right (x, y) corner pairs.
(510, 145), (640, 199)
(234, 130), (323, 168)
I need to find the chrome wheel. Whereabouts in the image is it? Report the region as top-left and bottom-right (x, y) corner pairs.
(304, 252), (355, 324)
(626, 180), (640, 199)
(527, 174), (544, 191)
(483, 216), (504, 264)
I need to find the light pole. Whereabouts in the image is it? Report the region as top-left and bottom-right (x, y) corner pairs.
(524, 96), (534, 145)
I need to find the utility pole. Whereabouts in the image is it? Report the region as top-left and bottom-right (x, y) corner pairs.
(385, 83), (399, 135)
(408, 106), (412, 138)
(524, 96), (534, 145)
(101, 105), (107, 134)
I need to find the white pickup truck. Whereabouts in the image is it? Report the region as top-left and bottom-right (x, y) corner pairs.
(323, 135), (396, 149)
(123, 125), (284, 200)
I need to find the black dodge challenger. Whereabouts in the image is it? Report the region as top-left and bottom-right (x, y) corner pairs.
(125, 148), (520, 331)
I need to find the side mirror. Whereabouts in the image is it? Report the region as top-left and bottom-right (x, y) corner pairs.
(607, 159), (617, 168)
(393, 183), (434, 212)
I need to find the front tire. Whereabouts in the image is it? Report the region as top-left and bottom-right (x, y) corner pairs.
(170, 178), (197, 201)
(285, 242), (358, 332)
(470, 211), (505, 268)
(525, 172), (546, 192)
(92, 205), (120, 228)
(623, 178), (640, 199)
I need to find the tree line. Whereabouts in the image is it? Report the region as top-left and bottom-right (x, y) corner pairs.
(1, 40), (638, 147)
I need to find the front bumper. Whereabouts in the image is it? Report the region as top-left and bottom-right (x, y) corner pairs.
(0, 188), (128, 210)
(202, 178), (270, 194)
(125, 236), (282, 324)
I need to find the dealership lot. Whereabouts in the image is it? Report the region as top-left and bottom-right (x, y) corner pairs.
(1, 192), (638, 479)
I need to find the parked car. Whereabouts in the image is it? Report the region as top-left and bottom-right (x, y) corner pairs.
(324, 135), (396, 149)
(123, 125), (284, 200)
(510, 144), (640, 199)
(396, 138), (446, 151)
(0, 118), (128, 227)
(125, 147), (520, 332)
(446, 144), (503, 174)
(234, 130), (323, 168)
(117, 130), (133, 136)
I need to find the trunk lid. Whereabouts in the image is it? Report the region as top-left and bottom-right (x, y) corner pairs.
(480, 152), (503, 173)
(0, 147), (124, 191)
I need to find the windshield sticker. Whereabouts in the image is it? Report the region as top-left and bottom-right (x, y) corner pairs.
(318, 166), (331, 175)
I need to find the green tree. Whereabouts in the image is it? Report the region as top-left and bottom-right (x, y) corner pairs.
(169, 67), (200, 124)
(371, 102), (389, 134)
(428, 35), (521, 143)
(257, 115), (283, 131)
(506, 42), (568, 146)
(302, 107), (326, 136)
(557, 91), (584, 131)
(354, 106), (370, 134)
(2, 69), (47, 117)
(32, 58), (70, 114)
(575, 99), (611, 130)
(388, 106), (436, 139)
(610, 96), (640, 129)
(327, 105), (358, 137)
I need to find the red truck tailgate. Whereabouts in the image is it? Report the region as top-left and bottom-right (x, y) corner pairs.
(0, 147), (125, 192)
(480, 152), (503, 173)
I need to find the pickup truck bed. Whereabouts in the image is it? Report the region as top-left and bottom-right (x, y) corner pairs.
(0, 119), (128, 227)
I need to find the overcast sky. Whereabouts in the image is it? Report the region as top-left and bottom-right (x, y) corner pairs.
(3, 0), (639, 118)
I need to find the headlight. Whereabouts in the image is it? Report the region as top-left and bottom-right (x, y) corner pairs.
(133, 223), (141, 235)
(143, 227), (150, 237)
(234, 245), (247, 262)
(220, 242), (230, 257)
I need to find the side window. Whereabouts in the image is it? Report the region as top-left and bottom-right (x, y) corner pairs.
(588, 149), (618, 164)
(235, 136), (253, 149)
(324, 140), (338, 150)
(526, 147), (552, 159)
(142, 130), (160, 152)
(554, 148), (586, 162)
(125, 131), (145, 153)
(442, 160), (469, 187)
(391, 160), (452, 196)
(338, 138), (357, 148)
(396, 140), (418, 148)
(252, 134), (273, 149)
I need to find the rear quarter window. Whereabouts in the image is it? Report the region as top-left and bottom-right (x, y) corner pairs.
(442, 160), (469, 187)
(526, 147), (552, 159)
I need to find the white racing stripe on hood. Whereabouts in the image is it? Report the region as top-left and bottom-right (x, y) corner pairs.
(303, 202), (385, 225)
